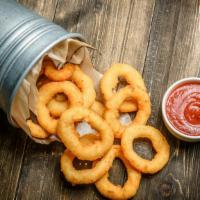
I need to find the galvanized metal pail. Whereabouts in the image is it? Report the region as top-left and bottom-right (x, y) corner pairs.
(0, 0), (83, 124)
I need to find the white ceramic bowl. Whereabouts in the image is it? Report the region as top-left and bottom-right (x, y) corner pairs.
(162, 77), (200, 142)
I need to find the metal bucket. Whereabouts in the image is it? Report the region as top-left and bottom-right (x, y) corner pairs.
(0, 0), (84, 124)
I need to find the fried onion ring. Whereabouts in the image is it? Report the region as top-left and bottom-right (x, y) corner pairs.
(71, 67), (96, 108)
(104, 86), (151, 138)
(90, 101), (105, 116)
(37, 82), (83, 134)
(46, 70), (98, 117)
(80, 134), (100, 146)
(57, 107), (114, 160)
(47, 99), (104, 118)
(95, 145), (141, 200)
(27, 120), (49, 139)
(119, 99), (138, 112)
(61, 139), (115, 185)
(100, 63), (146, 112)
(47, 94), (68, 117)
(43, 59), (75, 81)
(121, 125), (170, 174)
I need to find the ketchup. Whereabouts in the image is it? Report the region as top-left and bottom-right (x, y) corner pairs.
(166, 82), (200, 136)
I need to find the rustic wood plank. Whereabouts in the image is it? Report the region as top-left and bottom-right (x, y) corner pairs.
(0, 110), (27, 200)
(17, 0), (59, 20)
(141, 0), (200, 200)
(4, 0), (200, 200)
(14, 140), (65, 200)
(54, 0), (155, 74)
(164, 1), (200, 199)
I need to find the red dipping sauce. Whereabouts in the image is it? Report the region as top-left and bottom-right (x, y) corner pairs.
(166, 82), (200, 136)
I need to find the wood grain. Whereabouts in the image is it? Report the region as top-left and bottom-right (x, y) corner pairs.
(54, 0), (155, 73)
(142, 0), (200, 200)
(0, 110), (26, 200)
(17, 0), (59, 20)
(1, 0), (200, 200)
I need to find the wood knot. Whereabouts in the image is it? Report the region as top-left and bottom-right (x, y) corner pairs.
(95, 0), (103, 12)
(71, 11), (80, 24)
(159, 182), (173, 197)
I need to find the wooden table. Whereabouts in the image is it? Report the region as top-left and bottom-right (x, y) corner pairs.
(0, 0), (200, 199)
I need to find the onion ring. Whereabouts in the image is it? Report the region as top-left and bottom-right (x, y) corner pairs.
(100, 63), (146, 112)
(80, 134), (100, 145)
(71, 67), (96, 108)
(27, 120), (49, 139)
(119, 99), (138, 112)
(95, 145), (141, 200)
(104, 86), (151, 138)
(47, 94), (68, 117)
(43, 59), (75, 81)
(57, 107), (114, 160)
(121, 125), (170, 174)
(37, 81), (83, 134)
(47, 99), (104, 118)
(90, 101), (105, 116)
(61, 136), (115, 185)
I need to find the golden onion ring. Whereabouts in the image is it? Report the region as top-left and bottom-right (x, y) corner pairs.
(71, 67), (96, 108)
(57, 107), (114, 160)
(104, 86), (151, 138)
(61, 135), (115, 185)
(44, 59), (75, 81)
(47, 94), (68, 117)
(95, 145), (141, 200)
(37, 81), (83, 134)
(121, 125), (170, 174)
(100, 63), (146, 112)
(27, 120), (49, 139)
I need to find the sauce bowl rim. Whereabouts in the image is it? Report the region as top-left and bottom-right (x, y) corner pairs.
(162, 77), (200, 141)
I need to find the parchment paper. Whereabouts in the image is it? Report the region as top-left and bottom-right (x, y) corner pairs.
(11, 38), (131, 144)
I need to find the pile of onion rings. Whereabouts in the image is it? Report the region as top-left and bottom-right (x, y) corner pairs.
(27, 60), (170, 199)
(27, 57), (97, 138)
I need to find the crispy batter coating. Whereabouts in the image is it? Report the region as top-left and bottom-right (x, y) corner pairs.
(95, 145), (141, 200)
(27, 120), (49, 139)
(37, 81), (82, 134)
(90, 101), (105, 116)
(104, 86), (151, 138)
(121, 125), (170, 174)
(57, 107), (114, 160)
(44, 59), (75, 81)
(71, 67), (96, 108)
(61, 137), (115, 185)
(47, 94), (68, 117)
(100, 63), (146, 112)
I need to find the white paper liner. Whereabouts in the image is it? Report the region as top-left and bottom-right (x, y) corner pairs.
(11, 38), (131, 144)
